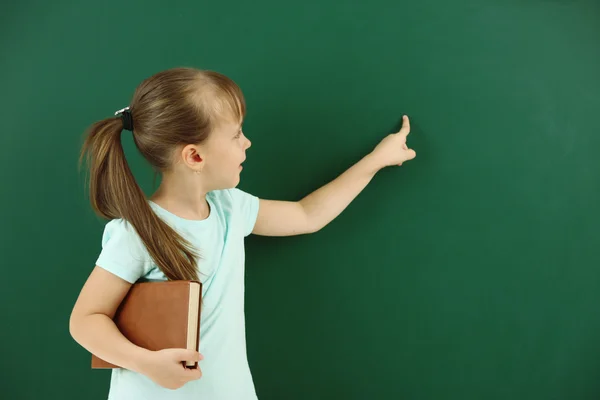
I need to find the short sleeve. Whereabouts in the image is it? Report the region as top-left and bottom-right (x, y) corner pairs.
(229, 188), (260, 237)
(95, 219), (152, 283)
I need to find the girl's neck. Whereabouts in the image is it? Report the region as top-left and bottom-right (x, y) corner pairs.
(149, 173), (211, 221)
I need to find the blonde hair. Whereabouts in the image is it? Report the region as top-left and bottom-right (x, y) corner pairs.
(79, 67), (246, 281)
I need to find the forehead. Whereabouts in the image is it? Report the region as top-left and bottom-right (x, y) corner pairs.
(214, 114), (242, 132)
(205, 117), (242, 146)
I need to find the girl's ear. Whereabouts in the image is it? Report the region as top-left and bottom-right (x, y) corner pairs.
(180, 144), (205, 171)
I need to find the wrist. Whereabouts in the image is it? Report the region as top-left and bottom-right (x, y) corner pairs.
(129, 347), (155, 374)
(362, 153), (382, 175)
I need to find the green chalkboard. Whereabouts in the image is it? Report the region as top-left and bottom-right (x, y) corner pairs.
(2, 0), (599, 399)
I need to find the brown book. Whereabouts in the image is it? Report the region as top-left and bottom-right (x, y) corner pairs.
(91, 280), (202, 369)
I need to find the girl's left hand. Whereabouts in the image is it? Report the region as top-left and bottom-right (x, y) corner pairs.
(369, 115), (416, 170)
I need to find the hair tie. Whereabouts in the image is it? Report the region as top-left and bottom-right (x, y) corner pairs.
(114, 106), (133, 131)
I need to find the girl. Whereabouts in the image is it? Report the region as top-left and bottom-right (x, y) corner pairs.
(69, 67), (416, 400)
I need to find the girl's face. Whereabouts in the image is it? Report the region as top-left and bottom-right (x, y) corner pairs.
(201, 117), (252, 190)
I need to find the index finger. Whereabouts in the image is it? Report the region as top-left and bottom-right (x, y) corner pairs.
(398, 115), (411, 136)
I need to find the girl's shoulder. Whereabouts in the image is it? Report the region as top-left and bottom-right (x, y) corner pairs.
(209, 188), (259, 237)
(208, 188), (258, 214)
(96, 218), (154, 284)
(100, 218), (145, 246)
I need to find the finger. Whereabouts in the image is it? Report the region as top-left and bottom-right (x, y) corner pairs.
(405, 149), (416, 160)
(176, 349), (203, 362)
(185, 367), (203, 380)
(398, 115), (411, 136)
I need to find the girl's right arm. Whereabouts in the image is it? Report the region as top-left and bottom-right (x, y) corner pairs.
(69, 266), (203, 389)
(69, 266), (151, 372)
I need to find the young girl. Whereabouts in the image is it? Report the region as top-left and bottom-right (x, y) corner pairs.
(69, 67), (416, 400)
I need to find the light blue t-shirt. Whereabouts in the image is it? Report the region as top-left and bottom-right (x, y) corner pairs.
(95, 188), (260, 400)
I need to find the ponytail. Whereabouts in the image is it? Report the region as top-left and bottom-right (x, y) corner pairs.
(79, 117), (199, 281)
